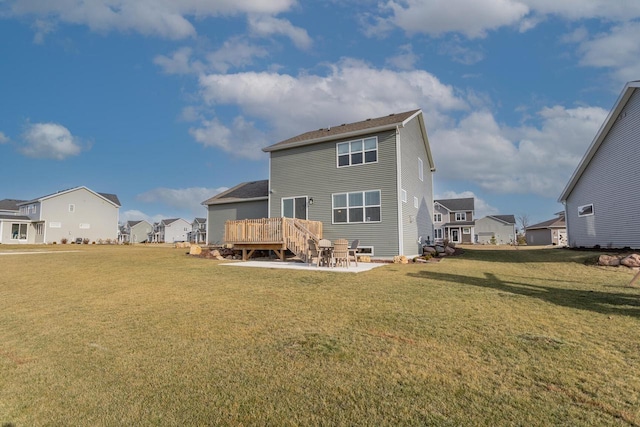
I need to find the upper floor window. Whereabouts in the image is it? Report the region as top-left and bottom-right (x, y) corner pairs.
(69, 204), (75, 213)
(337, 137), (377, 167)
(418, 158), (424, 181)
(578, 204), (594, 217)
(434, 213), (442, 222)
(333, 190), (381, 223)
(455, 212), (466, 221)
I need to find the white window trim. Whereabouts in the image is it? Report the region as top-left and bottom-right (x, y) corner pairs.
(356, 246), (374, 256)
(332, 190), (382, 224)
(69, 204), (75, 213)
(336, 137), (379, 168)
(418, 157), (424, 181)
(281, 196), (308, 220)
(10, 223), (28, 240)
(401, 189), (407, 203)
(578, 203), (594, 217)
(434, 228), (443, 239)
(455, 212), (466, 221)
(434, 213), (442, 222)
(463, 227), (471, 234)
(413, 196), (419, 209)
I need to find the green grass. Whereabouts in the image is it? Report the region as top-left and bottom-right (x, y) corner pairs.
(1, 244), (639, 426)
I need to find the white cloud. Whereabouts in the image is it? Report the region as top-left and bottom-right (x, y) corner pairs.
(0, 132), (9, 144)
(137, 186), (228, 215)
(189, 116), (269, 160)
(436, 190), (499, 218)
(196, 58), (467, 144)
(431, 105), (608, 197)
(19, 122), (84, 159)
(247, 14), (312, 50)
(573, 21), (640, 85)
(7, 0), (297, 40)
(206, 37), (270, 73)
(385, 44), (419, 70)
(154, 47), (204, 75)
(371, 0), (640, 39)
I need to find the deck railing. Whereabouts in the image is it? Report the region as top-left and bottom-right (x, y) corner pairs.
(224, 217), (322, 260)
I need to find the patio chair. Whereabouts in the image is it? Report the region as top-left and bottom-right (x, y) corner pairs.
(333, 239), (349, 268)
(348, 239), (359, 267)
(308, 239), (321, 267)
(318, 238), (334, 267)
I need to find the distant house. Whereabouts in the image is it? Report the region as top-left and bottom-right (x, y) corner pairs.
(0, 199), (26, 215)
(204, 110), (436, 258)
(559, 81), (640, 249)
(151, 218), (191, 243)
(120, 220), (152, 244)
(475, 215), (516, 245)
(0, 186), (120, 244)
(525, 212), (566, 246)
(433, 198), (475, 244)
(202, 181), (269, 245)
(189, 217), (207, 244)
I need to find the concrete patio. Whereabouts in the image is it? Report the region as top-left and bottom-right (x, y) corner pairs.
(220, 259), (387, 273)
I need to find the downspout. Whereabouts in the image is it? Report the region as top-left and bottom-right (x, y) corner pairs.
(268, 156), (272, 218)
(395, 125), (403, 256)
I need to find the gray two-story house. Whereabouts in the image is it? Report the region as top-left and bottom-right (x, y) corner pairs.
(475, 215), (516, 245)
(205, 109), (436, 258)
(559, 81), (640, 249)
(433, 198), (475, 244)
(120, 220), (153, 244)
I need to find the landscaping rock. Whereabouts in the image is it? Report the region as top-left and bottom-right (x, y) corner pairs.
(423, 246), (436, 255)
(621, 253), (640, 268)
(599, 254), (621, 266)
(189, 245), (202, 255)
(444, 246), (455, 255)
(212, 249), (221, 257)
(393, 255), (409, 264)
(359, 255), (371, 263)
(435, 245), (445, 254)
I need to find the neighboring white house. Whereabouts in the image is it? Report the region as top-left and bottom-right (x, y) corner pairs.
(559, 81), (640, 249)
(150, 218), (191, 243)
(475, 215), (516, 245)
(189, 218), (207, 244)
(0, 186), (120, 244)
(119, 220), (153, 244)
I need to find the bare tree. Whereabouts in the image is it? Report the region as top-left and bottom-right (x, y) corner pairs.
(517, 214), (530, 235)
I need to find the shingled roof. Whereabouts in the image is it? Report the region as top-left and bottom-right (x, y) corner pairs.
(263, 109), (422, 152)
(0, 199), (26, 211)
(488, 215), (516, 224)
(202, 180), (269, 206)
(435, 197), (475, 212)
(18, 186), (121, 207)
(527, 215), (566, 230)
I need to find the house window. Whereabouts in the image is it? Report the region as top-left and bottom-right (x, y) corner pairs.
(337, 137), (378, 167)
(434, 213), (442, 222)
(79, 223), (90, 229)
(35, 223), (44, 235)
(282, 196), (307, 220)
(11, 223), (27, 240)
(69, 204), (75, 213)
(418, 158), (424, 181)
(356, 246), (374, 256)
(434, 228), (443, 239)
(49, 222), (61, 228)
(455, 212), (466, 221)
(578, 204), (594, 217)
(414, 196), (419, 209)
(401, 189), (407, 203)
(463, 227), (471, 234)
(333, 190), (381, 223)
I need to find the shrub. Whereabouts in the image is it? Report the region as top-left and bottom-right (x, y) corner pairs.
(61, 238), (68, 244)
(83, 238), (90, 244)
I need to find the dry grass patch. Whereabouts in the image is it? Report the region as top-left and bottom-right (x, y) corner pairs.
(1, 245), (639, 425)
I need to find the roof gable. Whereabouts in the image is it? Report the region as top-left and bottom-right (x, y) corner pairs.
(18, 186), (121, 208)
(489, 215), (516, 225)
(527, 216), (566, 230)
(559, 81), (640, 202)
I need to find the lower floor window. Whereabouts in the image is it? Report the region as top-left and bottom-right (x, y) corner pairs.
(434, 228), (443, 239)
(333, 190), (381, 223)
(11, 223), (27, 240)
(463, 227), (471, 234)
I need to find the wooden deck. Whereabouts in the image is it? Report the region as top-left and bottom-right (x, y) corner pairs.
(224, 218), (323, 261)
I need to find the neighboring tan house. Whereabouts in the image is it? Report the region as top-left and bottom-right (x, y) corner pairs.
(433, 198), (475, 244)
(559, 81), (640, 249)
(0, 186), (120, 244)
(189, 217), (207, 244)
(120, 220), (152, 243)
(0, 199), (32, 244)
(475, 215), (516, 245)
(203, 181), (269, 245)
(204, 109), (435, 257)
(526, 212), (567, 246)
(151, 218), (190, 243)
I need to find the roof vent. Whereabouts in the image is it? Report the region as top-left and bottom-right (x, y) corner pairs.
(366, 118), (371, 121)
(389, 113), (395, 116)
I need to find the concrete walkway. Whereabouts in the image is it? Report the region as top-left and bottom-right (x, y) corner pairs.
(220, 259), (386, 273)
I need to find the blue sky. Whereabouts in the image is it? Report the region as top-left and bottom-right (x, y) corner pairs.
(1, 1), (639, 227)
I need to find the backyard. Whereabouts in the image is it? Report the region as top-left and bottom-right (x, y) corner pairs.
(1, 244), (639, 426)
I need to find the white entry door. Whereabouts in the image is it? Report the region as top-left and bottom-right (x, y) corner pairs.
(451, 229), (460, 243)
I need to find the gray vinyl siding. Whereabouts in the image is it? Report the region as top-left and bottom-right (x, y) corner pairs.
(163, 219), (191, 243)
(566, 89), (640, 249)
(269, 129), (400, 257)
(398, 118), (434, 256)
(40, 188), (119, 243)
(207, 200), (268, 244)
(475, 217), (515, 244)
(130, 222), (153, 243)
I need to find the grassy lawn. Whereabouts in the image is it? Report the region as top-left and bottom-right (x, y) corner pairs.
(1, 244), (639, 426)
